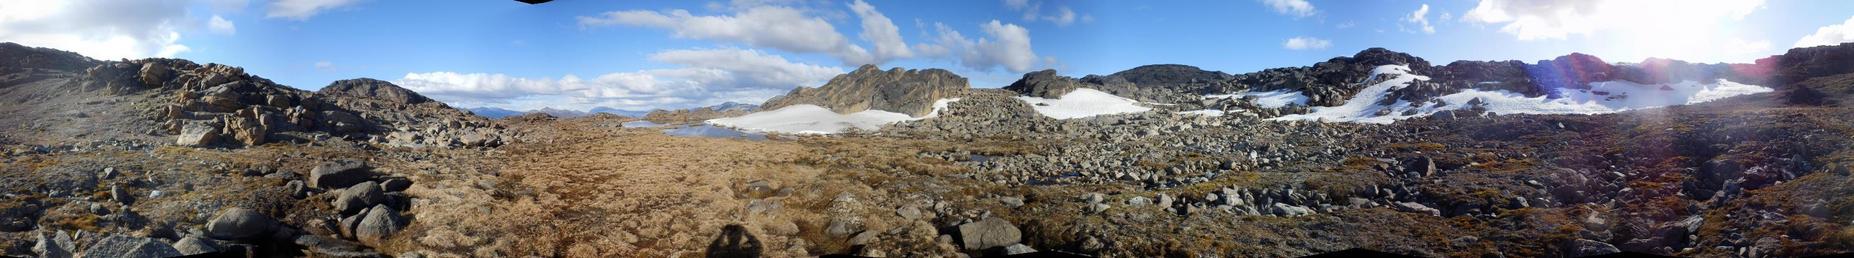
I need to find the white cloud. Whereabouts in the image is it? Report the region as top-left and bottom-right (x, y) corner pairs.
(1403, 4), (1435, 34)
(267, 0), (359, 20)
(578, 6), (886, 65)
(1461, 0), (1773, 62)
(397, 48), (843, 111)
(1003, 0), (1086, 27)
(848, 0), (912, 60)
(915, 21), (1040, 72)
(0, 0), (191, 60)
(1282, 36), (1331, 50)
(208, 15), (237, 35)
(1795, 16), (1854, 48)
(1261, 0), (1315, 17)
(1461, 0), (1764, 40)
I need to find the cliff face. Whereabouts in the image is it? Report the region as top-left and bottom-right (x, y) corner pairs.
(760, 64), (969, 117)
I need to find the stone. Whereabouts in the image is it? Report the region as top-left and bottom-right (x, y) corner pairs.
(355, 204), (406, 246)
(896, 205), (923, 220)
(1126, 196), (1151, 206)
(310, 159), (371, 189)
(1271, 203), (1314, 217)
(999, 196), (1025, 208)
(333, 181), (386, 215)
(286, 180), (309, 199)
(1156, 194), (1174, 207)
(175, 120), (222, 146)
(380, 178), (412, 192)
(1568, 239), (1620, 257)
(137, 62), (172, 87)
(79, 234), (182, 258)
(205, 207), (278, 240)
(109, 184), (132, 205)
(826, 216), (863, 238)
(172, 236), (220, 255)
(956, 217), (1021, 251)
(849, 230), (880, 246)
(293, 235), (383, 258)
(1004, 243), (1037, 255)
(33, 230), (75, 258)
(1392, 202), (1442, 217)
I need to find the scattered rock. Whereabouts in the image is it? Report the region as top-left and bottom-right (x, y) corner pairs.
(294, 235), (384, 258)
(1004, 243), (1037, 255)
(175, 120), (222, 146)
(172, 236), (220, 255)
(1567, 239), (1620, 257)
(355, 204), (406, 246)
(380, 178), (411, 192)
(310, 159), (371, 189)
(79, 234), (182, 258)
(205, 207), (278, 240)
(33, 230), (75, 258)
(956, 217), (1022, 251)
(333, 181), (386, 215)
(1392, 202), (1441, 217)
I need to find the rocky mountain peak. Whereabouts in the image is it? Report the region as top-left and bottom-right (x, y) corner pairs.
(1003, 69), (1083, 99)
(760, 65), (968, 117)
(316, 78), (435, 105)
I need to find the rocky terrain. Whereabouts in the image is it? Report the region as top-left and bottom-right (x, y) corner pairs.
(3, 40), (1854, 258)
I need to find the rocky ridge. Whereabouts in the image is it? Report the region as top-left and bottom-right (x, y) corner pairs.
(761, 64), (969, 117)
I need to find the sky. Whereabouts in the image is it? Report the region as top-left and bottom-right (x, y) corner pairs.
(3, 0), (1854, 112)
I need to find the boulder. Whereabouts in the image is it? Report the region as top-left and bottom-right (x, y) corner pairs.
(1003, 243), (1037, 255)
(380, 179), (412, 192)
(1392, 202), (1442, 217)
(205, 208), (278, 240)
(137, 62), (172, 87)
(175, 120), (222, 146)
(33, 230), (75, 258)
(293, 235), (384, 258)
(355, 204), (406, 246)
(1567, 239), (1620, 257)
(310, 160), (371, 189)
(333, 181), (386, 215)
(79, 235), (182, 258)
(172, 236), (220, 255)
(956, 217), (1022, 251)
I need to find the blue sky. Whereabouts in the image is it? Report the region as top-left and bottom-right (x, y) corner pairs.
(4, 0), (1853, 111)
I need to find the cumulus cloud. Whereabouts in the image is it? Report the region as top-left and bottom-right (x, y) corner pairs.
(915, 21), (1039, 72)
(1003, 0), (1086, 27)
(1795, 16), (1854, 48)
(1403, 4), (1435, 34)
(1261, 0), (1316, 17)
(1282, 36), (1331, 50)
(848, 0), (911, 60)
(208, 15), (236, 35)
(0, 0), (191, 60)
(397, 48), (843, 110)
(578, 6), (885, 65)
(267, 0), (359, 20)
(1461, 0), (1763, 40)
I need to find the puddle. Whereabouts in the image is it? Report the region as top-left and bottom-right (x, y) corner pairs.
(662, 124), (766, 141)
(621, 120), (664, 128)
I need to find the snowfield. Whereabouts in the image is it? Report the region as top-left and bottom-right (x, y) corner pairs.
(707, 98), (959, 134)
(1272, 65), (1775, 124)
(1016, 88), (1152, 119)
(1205, 89), (1310, 109)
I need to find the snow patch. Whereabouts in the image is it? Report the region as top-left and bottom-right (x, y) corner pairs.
(1205, 89), (1310, 108)
(1272, 64), (1774, 124)
(707, 98), (961, 134)
(1016, 88), (1152, 119)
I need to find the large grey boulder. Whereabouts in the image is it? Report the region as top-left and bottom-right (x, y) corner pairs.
(956, 217), (1021, 251)
(355, 204), (406, 246)
(1392, 202), (1441, 217)
(79, 235), (182, 258)
(205, 208), (278, 240)
(333, 181), (386, 215)
(310, 159), (371, 189)
(33, 230), (75, 258)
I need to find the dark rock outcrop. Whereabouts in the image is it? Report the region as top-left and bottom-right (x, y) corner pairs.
(317, 78), (435, 105)
(761, 64), (968, 117)
(1003, 69), (1084, 99)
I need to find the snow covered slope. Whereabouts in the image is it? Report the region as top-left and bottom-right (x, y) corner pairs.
(1016, 88), (1152, 119)
(1272, 64), (1774, 124)
(707, 98), (959, 134)
(1205, 89), (1310, 108)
